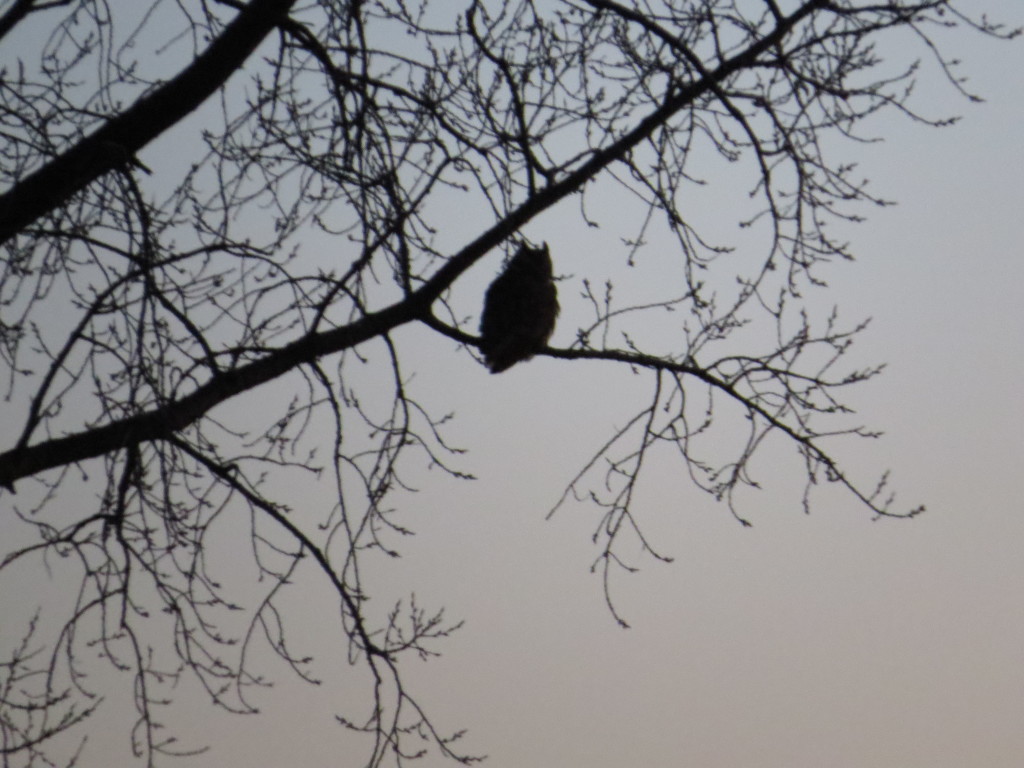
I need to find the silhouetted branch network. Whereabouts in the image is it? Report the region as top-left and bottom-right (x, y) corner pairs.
(0, 0), (1017, 765)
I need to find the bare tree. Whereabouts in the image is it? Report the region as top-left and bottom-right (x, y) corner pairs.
(0, 0), (1017, 765)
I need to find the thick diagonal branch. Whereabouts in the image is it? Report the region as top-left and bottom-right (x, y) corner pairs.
(0, 1), (824, 491)
(0, 0), (298, 245)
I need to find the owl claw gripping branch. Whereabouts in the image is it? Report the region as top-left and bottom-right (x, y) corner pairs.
(478, 242), (559, 374)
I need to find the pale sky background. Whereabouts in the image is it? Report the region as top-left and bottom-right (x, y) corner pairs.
(2, 3), (1024, 767)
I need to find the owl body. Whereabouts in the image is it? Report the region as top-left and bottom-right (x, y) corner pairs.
(479, 243), (559, 373)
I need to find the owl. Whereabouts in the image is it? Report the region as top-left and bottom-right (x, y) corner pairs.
(479, 242), (559, 374)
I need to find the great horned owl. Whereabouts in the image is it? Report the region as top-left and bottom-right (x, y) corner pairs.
(479, 242), (559, 374)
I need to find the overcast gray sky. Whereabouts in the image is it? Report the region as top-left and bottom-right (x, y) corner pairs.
(3, 3), (1023, 767)
(181, 8), (1024, 766)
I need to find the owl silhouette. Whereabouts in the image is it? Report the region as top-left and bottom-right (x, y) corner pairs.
(479, 242), (559, 373)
